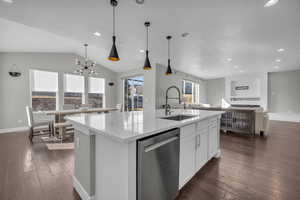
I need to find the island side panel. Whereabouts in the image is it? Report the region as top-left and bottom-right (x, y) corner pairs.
(95, 134), (136, 200)
(73, 129), (95, 199)
(216, 116), (221, 157)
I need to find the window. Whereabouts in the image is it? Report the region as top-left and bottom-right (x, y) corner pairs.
(183, 80), (200, 104)
(31, 70), (58, 111)
(64, 74), (84, 108)
(88, 77), (105, 108)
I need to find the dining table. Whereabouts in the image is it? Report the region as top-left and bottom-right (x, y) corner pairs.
(45, 107), (118, 141)
(46, 107), (118, 122)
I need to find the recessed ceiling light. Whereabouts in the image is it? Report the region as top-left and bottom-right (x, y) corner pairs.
(2, 0), (13, 3)
(277, 48), (285, 52)
(234, 65), (239, 69)
(264, 0), (279, 7)
(139, 49), (145, 53)
(93, 32), (101, 37)
(239, 70), (244, 73)
(227, 58), (232, 62)
(274, 66), (279, 69)
(276, 59), (281, 62)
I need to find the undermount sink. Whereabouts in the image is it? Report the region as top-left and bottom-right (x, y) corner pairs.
(161, 114), (197, 121)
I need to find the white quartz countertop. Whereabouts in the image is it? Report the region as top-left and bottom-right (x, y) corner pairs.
(66, 109), (224, 143)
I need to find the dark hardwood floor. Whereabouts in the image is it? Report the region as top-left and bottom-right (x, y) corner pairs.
(1, 120), (300, 200)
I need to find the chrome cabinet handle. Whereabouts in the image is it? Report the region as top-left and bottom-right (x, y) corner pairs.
(198, 134), (201, 147)
(144, 136), (179, 153)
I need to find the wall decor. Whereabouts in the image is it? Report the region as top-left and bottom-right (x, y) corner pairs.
(8, 64), (22, 77)
(230, 79), (260, 98)
(108, 82), (115, 86)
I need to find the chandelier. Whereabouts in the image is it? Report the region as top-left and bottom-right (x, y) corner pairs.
(75, 44), (97, 76)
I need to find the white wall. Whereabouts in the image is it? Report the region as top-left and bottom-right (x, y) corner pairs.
(268, 70), (300, 113)
(206, 78), (225, 107)
(116, 67), (156, 115)
(0, 52), (118, 129)
(225, 72), (268, 109)
(155, 64), (207, 108)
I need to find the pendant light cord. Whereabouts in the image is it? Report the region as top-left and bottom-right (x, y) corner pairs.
(146, 26), (149, 51)
(85, 44), (87, 59)
(168, 39), (170, 59)
(113, 6), (115, 36)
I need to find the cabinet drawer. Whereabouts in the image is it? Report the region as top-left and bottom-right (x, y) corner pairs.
(180, 124), (196, 138)
(197, 119), (209, 130)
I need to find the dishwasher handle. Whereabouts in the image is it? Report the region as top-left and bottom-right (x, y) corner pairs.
(144, 136), (179, 153)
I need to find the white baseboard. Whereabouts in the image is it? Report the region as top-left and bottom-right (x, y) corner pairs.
(0, 127), (29, 134)
(269, 112), (300, 123)
(73, 176), (95, 200)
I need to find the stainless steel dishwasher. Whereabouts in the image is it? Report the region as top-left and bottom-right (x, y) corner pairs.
(137, 128), (180, 200)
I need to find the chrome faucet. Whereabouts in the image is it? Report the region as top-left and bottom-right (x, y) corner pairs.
(165, 85), (181, 115)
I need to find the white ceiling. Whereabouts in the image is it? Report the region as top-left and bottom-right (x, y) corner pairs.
(0, 18), (79, 53)
(0, 0), (300, 79)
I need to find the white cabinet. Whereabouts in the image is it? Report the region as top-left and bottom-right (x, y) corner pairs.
(179, 117), (220, 189)
(195, 128), (208, 170)
(179, 124), (196, 188)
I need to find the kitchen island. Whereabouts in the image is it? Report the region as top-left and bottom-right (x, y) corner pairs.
(66, 109), (224, 200)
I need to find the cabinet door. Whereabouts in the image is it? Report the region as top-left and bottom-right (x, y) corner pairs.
(208, 124), (218, 159)
(179, 134), (196, 189)
(195, 129), (208, 171)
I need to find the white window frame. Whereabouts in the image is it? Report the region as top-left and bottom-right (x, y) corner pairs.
(182, 79), (200, 104)
(30, 69), (107, 110)
(88, 77), (106, 108)
(30, 69), (59, 111)
(63, 73), (86, 106)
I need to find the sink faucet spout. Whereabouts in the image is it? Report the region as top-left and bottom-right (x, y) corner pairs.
(165, 85), (181, 115)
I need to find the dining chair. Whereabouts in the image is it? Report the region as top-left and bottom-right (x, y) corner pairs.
(53, 122), (74, 142)
(26, 106), (54, 142)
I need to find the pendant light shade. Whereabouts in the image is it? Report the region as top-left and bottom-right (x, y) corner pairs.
(165, 36), (173, 75)
(143, 22), (152, 70)
(166, 59), (172, 75)
(108, 0), (120, 61)
(109, 36), (119, 61)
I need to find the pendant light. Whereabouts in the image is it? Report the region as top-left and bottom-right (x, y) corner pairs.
(143, 21), (152, 70)
(165, 36), (173, 75)
(108, 0), (120, 61)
